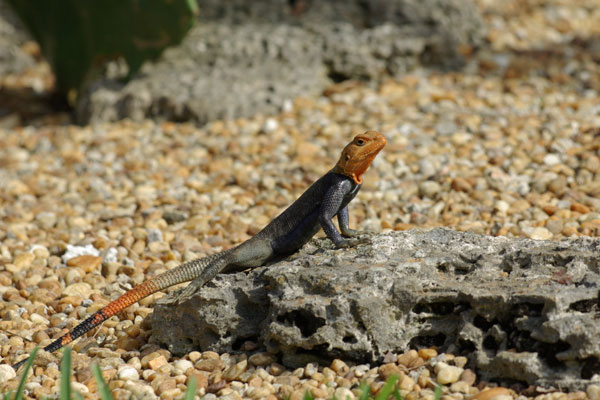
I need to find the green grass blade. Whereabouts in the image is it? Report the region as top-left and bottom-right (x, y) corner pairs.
(358, 382), (371, 400)
(375, 375), (398, 400)
(393, 386), (404, 400)
(183, 376), (196, 400)
(74, 392), (84, 400)
(60, 347), (72, 400)
(91, 363), (113, 400)
(303, 391), (315, 400)
(13, 346), (39, 400)
(434, 385), (442, 400)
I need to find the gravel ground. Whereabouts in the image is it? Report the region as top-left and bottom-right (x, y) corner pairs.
(1, 0), (600, 398)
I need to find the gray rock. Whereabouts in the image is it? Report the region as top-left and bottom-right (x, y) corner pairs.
(0, 0), (35, 78)
(76, 0), (484, 124)
(153, 228), (600, 389)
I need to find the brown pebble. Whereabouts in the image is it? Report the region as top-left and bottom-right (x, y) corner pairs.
(269, 363), (285, 376)
(248, 352), (276, 367)
(206, 380), (227, 393)
(195, 358), (225, 372)
(66, 255), (102, 273)
(471, 387), (512, 400)
(460, 369), (477, 385)
(147, 355), (168, 370)
(186, 372), (208, 390)
(571, 202), (591, 214)
(397, 350), (419, 367)
(13, 252), (35, 269)
(379, 363), (403, 379)
(418, 348), (438, 360)
(451, 177), (472, 192)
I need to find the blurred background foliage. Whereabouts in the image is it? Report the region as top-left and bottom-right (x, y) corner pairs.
(6, 0), (198, 103)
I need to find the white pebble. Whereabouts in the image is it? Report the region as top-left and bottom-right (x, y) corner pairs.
(173, 359), (193, 373)
(117, 365), (140, 381)
(0, 364), (16, 384)
(263, 118), (279, 134)
(543, 153), (561, 166)
(436, 364), (463, 384)
(528, 227), (553, 241)
(61, 244), (99, 263)
(494, 200), (509, 215)
(588, 385), (600, 400)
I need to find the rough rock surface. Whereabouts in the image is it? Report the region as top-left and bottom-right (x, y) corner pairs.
(75, 0), (484, 124)
(153, 228), (600, 389)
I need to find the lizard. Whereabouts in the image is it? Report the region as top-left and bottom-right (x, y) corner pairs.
(12, 130), (386, 370)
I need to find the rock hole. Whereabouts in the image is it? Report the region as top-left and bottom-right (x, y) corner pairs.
(511, 302), (543, 317)
(473, 315), (494, 331)
(569, 299), (598, 313)
(343, 335), (357, 344)
(408, 332), (446, 348)
(436, 262), (450, 273)
(482, 335), (498, 351)
(509, 331), (569, 369)
(458, 338), (476, 353)
(581, 357), (600, 379)
(277, 310), (326, 337)
(327, 71), (350, 84)
(232, 335), (259, 351)
(412, 301), (455, 315)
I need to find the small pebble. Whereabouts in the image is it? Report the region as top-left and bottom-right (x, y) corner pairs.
(117, 365), (140, 381)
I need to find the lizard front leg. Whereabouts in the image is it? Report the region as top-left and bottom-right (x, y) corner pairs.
(337, 206), (360, 237)
(319, 182), (356, 248)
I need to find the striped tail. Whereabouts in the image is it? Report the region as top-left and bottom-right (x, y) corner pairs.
(12, 251), (232, 370)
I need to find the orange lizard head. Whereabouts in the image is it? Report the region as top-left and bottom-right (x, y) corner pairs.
(333, 130), (386, 184)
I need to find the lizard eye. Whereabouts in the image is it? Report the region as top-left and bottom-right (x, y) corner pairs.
(356, 139), (365, 146)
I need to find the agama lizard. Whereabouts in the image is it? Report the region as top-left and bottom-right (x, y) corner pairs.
(13, 130), (386, 369)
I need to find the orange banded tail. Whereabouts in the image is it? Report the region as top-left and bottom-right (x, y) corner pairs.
(12, 279), (159, 369)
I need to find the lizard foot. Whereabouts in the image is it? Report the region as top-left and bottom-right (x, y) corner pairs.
(334, 235), (371, 249)
(175, 279), (203, 304)
(340, 228), (360, 238)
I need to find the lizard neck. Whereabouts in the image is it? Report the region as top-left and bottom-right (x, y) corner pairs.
(332, 164), (362, 184)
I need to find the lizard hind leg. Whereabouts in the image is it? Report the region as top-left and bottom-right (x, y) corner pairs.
(175, 238), (273, 303)
(174, 253), (233, 303)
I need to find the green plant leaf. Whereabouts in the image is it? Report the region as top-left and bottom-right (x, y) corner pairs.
(183, 376), (196, 400)
(303, 390), (315, 400)
(358, 382), (371, 400)
(60, 347), (72, 400)
(375, 375), (399, 400)
(393, 386), (404, 400)
(92, 363), (113, 400)
(434, 385), (443, 400)
(13, 346), (39, 400)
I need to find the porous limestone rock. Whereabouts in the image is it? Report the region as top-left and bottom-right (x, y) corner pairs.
(153, 228), (600, 389)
